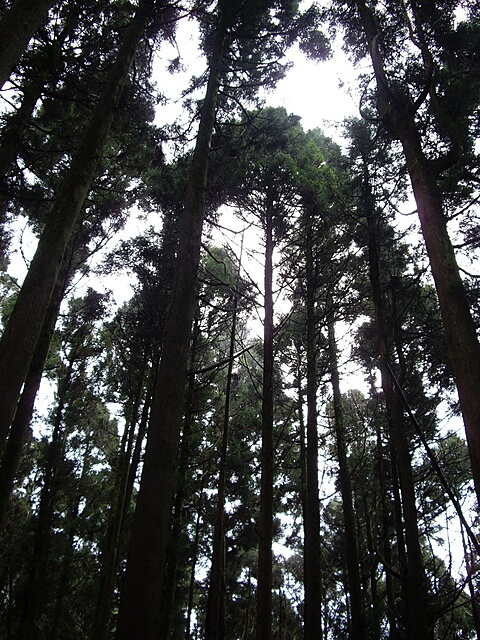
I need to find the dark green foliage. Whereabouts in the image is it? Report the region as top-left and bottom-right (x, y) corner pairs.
(0, 1), (478, 639)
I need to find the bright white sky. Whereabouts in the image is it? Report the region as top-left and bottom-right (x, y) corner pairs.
(153, 15), (362, 144)
(262, 44), (361, 137)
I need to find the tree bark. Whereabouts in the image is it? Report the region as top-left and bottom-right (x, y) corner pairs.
(401, 128), (480, 505)
(0, 245), (76, 528)
(16, 348), (74, 640)
(0, 0), (58, 89)
(48, 436), (93, 640)
(373, 408), (400, 640)
(161, 315), (200, 638)
(186, 470), (207, 640)
(114, 12), (227, 639)
(0, 276), (61, 529)
(328, 317), (367, 640)
(255, 193), (275, 640)
(0, 0), (157, 456)
(302, 212), (323, 640)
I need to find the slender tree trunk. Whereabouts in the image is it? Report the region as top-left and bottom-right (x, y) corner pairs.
(161, 314), (200, 638)
(389, 444), (411, 627)
(0, 0), (58, 89)
(328, 317), (366, 639)
(401, 128), (480, 505)
(186, 471), (207, 640)
(0, 294), (58, 528)
(303, 213), (323, 640)
(461, 524), (480, 640)
(295, 346), (307, 517)
(373, 411), (400, 640)
(48, 501), (80, 640)
(362, 493), (381, 640)
(0, 0), (157, 455)
(355, 0), (480, 507)
(206, 241), (242, 640)
(365, 187), (433, 639)
(16, 358), (73, 640)
(255, 194), (275, 640)
(160, 394), (192, 638)
(114, 12), (227, 639)
(91, 391), (150, 640)
(48, 437), (93, 640)
(387, 390), (432, 639)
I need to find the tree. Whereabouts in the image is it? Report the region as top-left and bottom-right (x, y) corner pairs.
(1, 1), (478, 635)
(0, 0), (167, 457)
(278, 123), (359, 639)
(328, 317), (367, 639)
(358, 125), (433, 639)
(331, 0), (480, 505)
(222, 106), (307, 639)
(204, 244), (246, 640)
(0, 245), (74, 528)
(114, 7), (227, 635)
(115, 4), (321, 637)
(3, 289), (116, 640)
(0, 0), (58, 89)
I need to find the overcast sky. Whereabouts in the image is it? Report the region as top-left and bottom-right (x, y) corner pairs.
(153, 16), (362, 147)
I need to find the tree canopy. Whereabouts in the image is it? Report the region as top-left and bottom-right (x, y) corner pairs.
(0, 1), (479, 639)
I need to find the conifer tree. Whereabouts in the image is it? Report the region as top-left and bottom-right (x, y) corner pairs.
(331, 0), (480, 504)
(115, 4), (326, 637)
(0, 0), (166, 457)
(0, 0), (58, 89)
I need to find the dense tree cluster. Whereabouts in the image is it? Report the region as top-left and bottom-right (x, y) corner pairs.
(0, 1), (479, 639)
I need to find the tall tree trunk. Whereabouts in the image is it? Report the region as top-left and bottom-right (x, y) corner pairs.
(373, 408), (400, 640)
(302, 213), (323, 640)
(461, 524), (480, 640)
(186, 471), (207, 640)
(355, 0), (480, 507)
(0, 0), (58, 89)
(401, 128), (480, 504)
(365, 184), (433, 639)
(328, 317), (366, 639)
(389, 442), (411, 628)
(0, 0), (157, 455)
(114, 12), (227, 639)
(205, 240), (242, 640)
(160, 389), (192, 639)
(161, 313), (200, 638)
(0, 246), (75, 528)
(361, 492), (381, 640)
(255, 193), (275, 640)
(0, 290), (58, 528)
